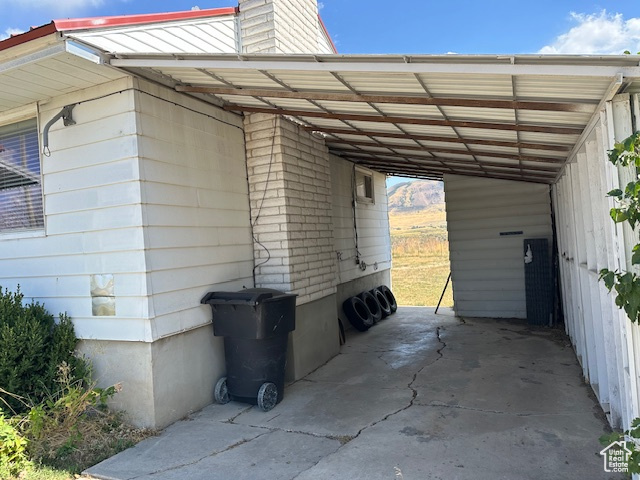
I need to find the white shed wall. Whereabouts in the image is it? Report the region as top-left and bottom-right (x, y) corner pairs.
(135, 79), (253, 341)
(554, 94), (640, 430)
(0, 77), (154, 341)
(444, 174), (552, 318)
(330, 156), (391, 284)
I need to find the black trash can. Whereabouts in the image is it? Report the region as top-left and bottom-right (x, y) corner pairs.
(201, 288), (296, 412)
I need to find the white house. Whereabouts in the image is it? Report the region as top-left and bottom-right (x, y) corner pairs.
(2, 0), (640, 432)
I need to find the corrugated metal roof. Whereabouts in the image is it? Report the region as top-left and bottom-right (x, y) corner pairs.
(102, 53), (640, 183)
(4, 34), (639, 184)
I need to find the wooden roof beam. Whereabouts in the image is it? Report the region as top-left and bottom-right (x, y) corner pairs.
(223, 105), (584, 135)
(301, 126), (572, 152)
(352, 160), (552, 184)
(326, 139), (563, 164)
(176, 85), (595, 113)
(330, 151), (561, 173)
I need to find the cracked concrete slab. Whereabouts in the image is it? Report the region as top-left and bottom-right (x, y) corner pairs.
(116, 430), (342, 480)
(293, 404), (613, 480)
(85, 308), (622, 480)
(85, 419), (264, 479)
(232, 379), (412, 438)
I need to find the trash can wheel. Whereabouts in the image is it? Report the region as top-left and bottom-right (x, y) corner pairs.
(257, 382), (278, 412)
(214, 377), (230, 404)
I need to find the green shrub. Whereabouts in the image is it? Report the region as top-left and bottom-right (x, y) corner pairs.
(0, 414), (30, 478)
(0, 286), (87, 414)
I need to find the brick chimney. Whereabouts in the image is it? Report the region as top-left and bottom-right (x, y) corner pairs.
(238, 0), (323, 54)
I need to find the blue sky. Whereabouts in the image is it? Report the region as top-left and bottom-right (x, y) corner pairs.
(1, 0), (639, 55)
(1, 0), (639, 187)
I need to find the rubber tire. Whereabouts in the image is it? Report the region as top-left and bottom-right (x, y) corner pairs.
(371, 288), (392, 318)
(343, 296), (374, 331)
(358, 291), (383, 323)
(257, 382), (278, 412)
(214, 377), (230, 404)
(379, 285), (398, 313)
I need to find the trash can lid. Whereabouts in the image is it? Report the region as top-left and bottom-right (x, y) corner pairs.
(200, 288), (296, 306)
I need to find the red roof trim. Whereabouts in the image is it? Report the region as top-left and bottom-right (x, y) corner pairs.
(0, 22), (58, 53)
(318, 14), (337, 54)
(54, 7), (239, 31)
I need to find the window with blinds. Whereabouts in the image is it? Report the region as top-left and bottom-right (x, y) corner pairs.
(0, 119), (44, 233)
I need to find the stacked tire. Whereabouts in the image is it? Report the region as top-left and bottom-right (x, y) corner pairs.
(342, 285), (397, 332)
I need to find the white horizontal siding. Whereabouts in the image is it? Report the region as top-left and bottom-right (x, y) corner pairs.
(554, 95), (640, 432)
(70, 16), (238, 55)
(444, 173), (552, 318)
(0, 78), (152, 340)
(135, 82), (253, 340)
(317, 22), (335, 54)
(331, 155), (391, 285)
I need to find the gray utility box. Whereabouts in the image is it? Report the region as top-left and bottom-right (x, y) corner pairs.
(524, 238), (552, 326)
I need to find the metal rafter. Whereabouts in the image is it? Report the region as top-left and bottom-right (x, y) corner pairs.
(300, 126), (571, 152)
(175, 85), (596, 112)
(511, 76), (523, 175)
(413, 73), (487, 173)
(334, 152), (560, 174)
(325, 139), (562, 164)
(329, 71), (447, 170)
(195, 68), (280, 111)
(257, 69), (428, 169)
(349, 159), (553, 184)
(221, 105), (584, 135)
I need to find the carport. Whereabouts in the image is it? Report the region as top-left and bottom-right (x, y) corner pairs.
(97, 51), (640, 431)
(86, 307), (618, 480)
(106, 53), (628, 183)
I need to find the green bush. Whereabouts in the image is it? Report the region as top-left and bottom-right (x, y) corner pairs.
(0, 414), (30, 478)
(0, 286), (87, 414)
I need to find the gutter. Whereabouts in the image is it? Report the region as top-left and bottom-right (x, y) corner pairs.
(0, 22), (58, 53)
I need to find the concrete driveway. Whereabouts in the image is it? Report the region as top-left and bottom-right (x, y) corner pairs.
(86, 307), (621, 480)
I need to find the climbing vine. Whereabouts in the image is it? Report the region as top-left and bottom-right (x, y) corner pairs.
(599, 132), (640, 322)
(599, 131), (640, 472)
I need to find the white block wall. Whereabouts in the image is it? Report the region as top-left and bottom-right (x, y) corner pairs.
(554, 93), (640, 430)
(244, 113), (337, 304)
(444, 174), (552, 318)
(272, 0), (320, 53)
(238, 0), (326, 54)
(330, 156), (391, 284)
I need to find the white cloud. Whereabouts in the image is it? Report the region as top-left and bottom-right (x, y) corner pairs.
(0, 0), (135, 16)
(539, 10), (640, 55)
(318, 2), (325, 10)
(7, 0), (103, 6)
(0, 28), (25, 40)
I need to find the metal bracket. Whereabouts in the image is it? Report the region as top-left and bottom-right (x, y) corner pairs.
(61, 104), (76, 126)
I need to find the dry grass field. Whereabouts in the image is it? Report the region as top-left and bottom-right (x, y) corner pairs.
(389, 204), (453, 307)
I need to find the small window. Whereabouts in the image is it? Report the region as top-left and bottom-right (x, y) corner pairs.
(356, 170), (373, 203)
(355, 169), (374, 203)
(0, 119), (44, 233)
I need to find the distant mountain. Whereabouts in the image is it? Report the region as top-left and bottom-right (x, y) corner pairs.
(387, 180), (445, 212)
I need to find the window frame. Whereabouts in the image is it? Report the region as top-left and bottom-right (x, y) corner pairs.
(355, 167), (375, 204)
(0, 112), (45, 239)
